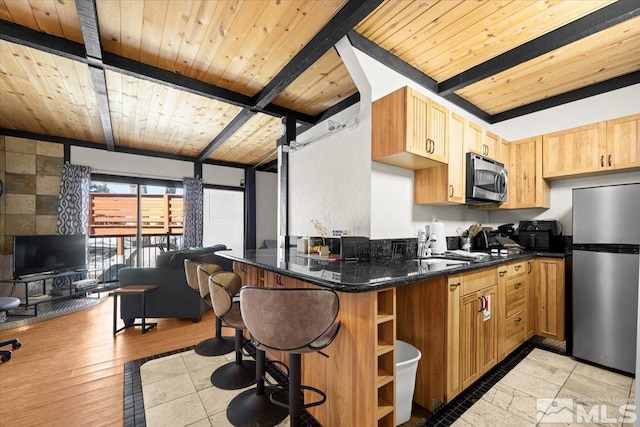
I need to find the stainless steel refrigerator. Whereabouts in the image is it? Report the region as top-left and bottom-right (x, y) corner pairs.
(572, 183), (640, 374)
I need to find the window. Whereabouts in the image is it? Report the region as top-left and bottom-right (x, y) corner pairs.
(203, 188), (244, 253)
(88, 177), (183, 282)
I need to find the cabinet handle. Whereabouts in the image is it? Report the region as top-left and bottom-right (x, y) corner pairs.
(240, 264), (246, 272)
(276, 274), (283, 286)
(601, 155), (604, 167)
(514, 265), (521, 271)
(499, 270), (507, 277)
(450, 281), (461, 288)
(608, 154), (612, 167)
(449, 185), (454, 197)
(515, 317), (522, 324)
(527, 261), (532, 273)
(427, 139), (432, 153)
(514, 282), (522, 289)
(478, 296), (485, 312)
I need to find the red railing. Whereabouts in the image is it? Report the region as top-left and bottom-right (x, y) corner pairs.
(90, 193), (184, 236)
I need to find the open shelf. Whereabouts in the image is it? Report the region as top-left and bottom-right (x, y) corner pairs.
(376, 288), (396, 427)
(377, 368), (393, 388)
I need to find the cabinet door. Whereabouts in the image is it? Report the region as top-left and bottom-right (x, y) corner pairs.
(459, 293), (480, 390)
(408, 89), (431, 157)
(466, 121), (484, 155)
(479, 285), (498, 375)
(543, 122), (607, 178)
(484, 131), (499, 160)
(535, 258), (565, 341)
(496, 266), (508, 362)
(607, 113), (640, 171)
(447, 113), (465, 203)
(526, 261), (535, 339)
(509, 136), (550, 208)
(427, 100), (448, 163)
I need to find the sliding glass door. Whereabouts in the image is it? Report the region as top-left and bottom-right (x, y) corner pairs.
(88, 178), (183, 282)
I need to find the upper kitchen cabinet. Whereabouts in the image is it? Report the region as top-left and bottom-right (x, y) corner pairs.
(508, 136), (550, 209)
(466, 123), (503, 163)
(543, 113), (640, 179)
(372, 86), (448, 169)
(607, 113), (640, 170)
(415, 112), (465, 204)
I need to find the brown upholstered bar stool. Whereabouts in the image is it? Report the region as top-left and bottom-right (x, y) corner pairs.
(208, 271), (256, 390)
(239, 287), (341, 427)
(184, 260), (235, 356)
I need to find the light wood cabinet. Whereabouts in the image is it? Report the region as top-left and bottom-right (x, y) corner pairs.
(372, 86), (448, 169)
(467, 124), (501, 161)
(497, 260), (530, 360)
(446, 267), (498, 394)
(543, 114), (640, 179)
(534, 258), (565, 341)
(526, 260), (535, 339)
(508, 136), (550, 208)
(607, 113), (640, 170)
(414, 111), (465, 204)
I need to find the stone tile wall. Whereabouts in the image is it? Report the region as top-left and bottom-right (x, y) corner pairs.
(1, 136), (63, 255)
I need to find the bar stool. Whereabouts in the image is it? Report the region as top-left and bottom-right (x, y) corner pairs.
(0, 297), (22, 362)
(184, 260), (235, 356)
(239, 287), (341, 427)
(208, 271), (256, 390)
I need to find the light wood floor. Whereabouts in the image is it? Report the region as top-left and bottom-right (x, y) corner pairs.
(0, 295), (227, 427)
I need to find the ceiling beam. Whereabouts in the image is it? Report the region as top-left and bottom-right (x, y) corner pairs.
(347, 31), (492, 122)
(254, 0), (384, 109)
(75, 0), (115, 151)
(438, 0), (640, 96)
(492, 71), (640, 123)
(197, 109), (257, 163)
(0, 18), (316, 125)
(314, 92), (361, 124)
(0, 127), (248, 168)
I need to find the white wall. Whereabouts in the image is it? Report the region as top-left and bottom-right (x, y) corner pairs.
(202, 163), (244, 187)
(256, 171), (277, 246)
(489, 171), (640, 235)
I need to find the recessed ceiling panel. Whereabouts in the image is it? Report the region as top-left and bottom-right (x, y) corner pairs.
(0, 40), (104, 143)
(0, 0), (84, 43)
(457, 17), (640, 115)
(96, 0), (347, 97)
(272, 49), (357, 116)
(208, 113), (281, 165)
(105, 70), (243, 156)
(356, 0), (612, 82)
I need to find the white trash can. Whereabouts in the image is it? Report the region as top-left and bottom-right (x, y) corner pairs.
(395, 340), (421, 426)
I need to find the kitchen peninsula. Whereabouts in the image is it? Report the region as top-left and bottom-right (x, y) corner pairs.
(219, 248), (570, 427)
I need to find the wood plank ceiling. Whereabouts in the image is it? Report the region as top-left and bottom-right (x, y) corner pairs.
(1, 0), (639, 169)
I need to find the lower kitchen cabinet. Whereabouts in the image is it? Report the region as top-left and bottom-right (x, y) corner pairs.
(445, 268), (498, 398)
(535, 258), (565, 341)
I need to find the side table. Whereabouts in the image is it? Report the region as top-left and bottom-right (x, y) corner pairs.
(113, 285), (158, 335)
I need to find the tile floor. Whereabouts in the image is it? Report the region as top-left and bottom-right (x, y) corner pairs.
(137, 346), (636, 427)
(139, 349), (293, 427)
(451, 348), (636, 427)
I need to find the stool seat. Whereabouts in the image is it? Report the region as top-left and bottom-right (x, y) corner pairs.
(0, 297), (20, 311)
(240, 287), (341, 427)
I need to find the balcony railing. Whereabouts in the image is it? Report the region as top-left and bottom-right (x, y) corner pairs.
(90, 193), (183, 236)
(88, 193), (184, 283)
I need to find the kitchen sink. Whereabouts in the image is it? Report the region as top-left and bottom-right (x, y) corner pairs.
(409, 257), (470, 272)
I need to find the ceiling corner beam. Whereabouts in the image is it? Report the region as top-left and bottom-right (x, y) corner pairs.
(492, 70), (640, 123)
(197, 109), (256, 162)
(439, 0), (640, 96)
(75, 0), (115, 151)
(0, 19), (86, 62)
(254, 0), (383, 109)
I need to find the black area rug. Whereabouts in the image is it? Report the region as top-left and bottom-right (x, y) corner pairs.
(0, 293), (109, 330)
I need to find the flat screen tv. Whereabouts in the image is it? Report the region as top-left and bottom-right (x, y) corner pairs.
(13, 234), (88, 278)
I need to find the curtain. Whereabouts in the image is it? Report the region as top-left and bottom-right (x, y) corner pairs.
(182, 177), (203, 248)
(56, 164), (91, 235)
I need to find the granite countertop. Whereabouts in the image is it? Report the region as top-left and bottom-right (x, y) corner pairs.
(217, 248), (571, 293)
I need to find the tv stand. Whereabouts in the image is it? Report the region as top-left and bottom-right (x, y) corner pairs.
(0, 270), (97, 317)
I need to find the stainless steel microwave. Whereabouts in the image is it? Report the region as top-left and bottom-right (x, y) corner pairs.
(465, 153), (508, 204)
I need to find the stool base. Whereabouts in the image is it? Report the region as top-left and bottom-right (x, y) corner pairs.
(227, 386), (288, 427)
(211, 361), (257, 390)
(194, 336), (235, 356)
